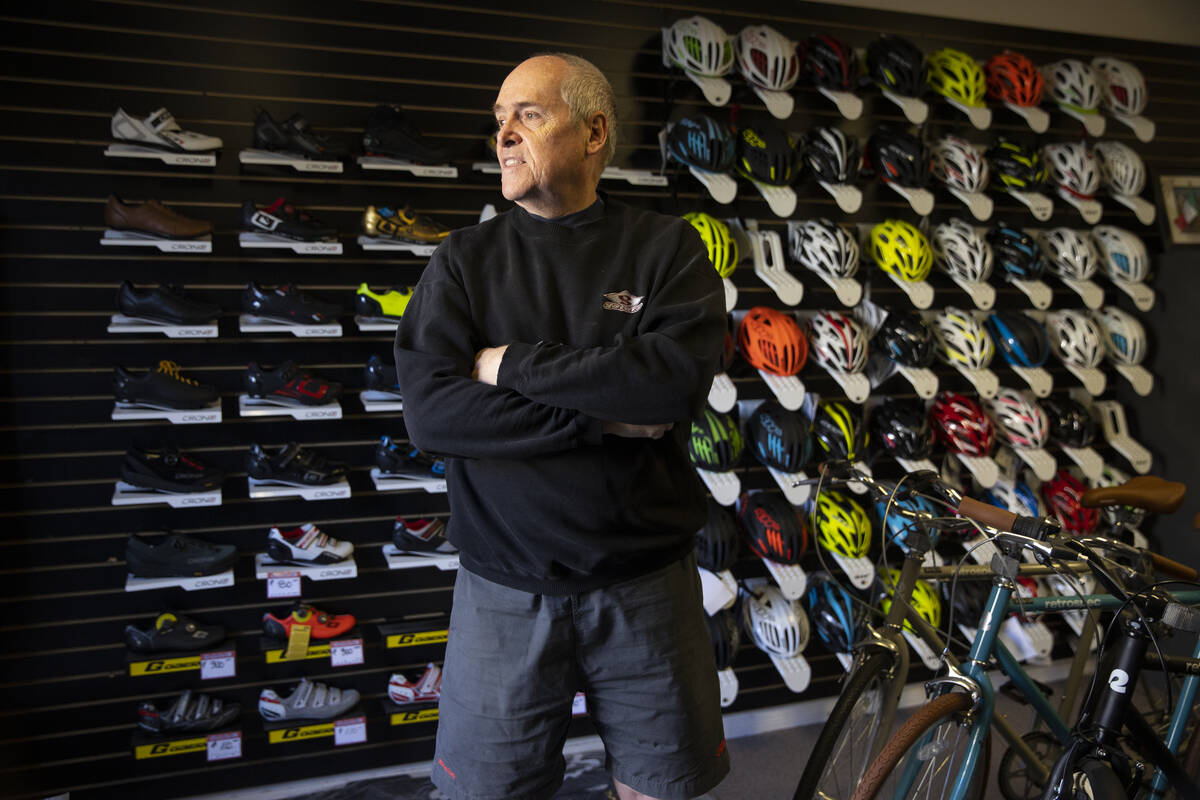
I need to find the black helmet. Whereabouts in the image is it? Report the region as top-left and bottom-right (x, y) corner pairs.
(804, 34), (858, 91)
(985, 311), (1049, 368)
(866, 128), (930, 188)
(1040, 396), (1097, 449)
(746, 400), (812, 473)
(941, 572), (991, 622)
(706, 608), (741, 671)
(811, 400), (867, 462)
(738, 490), (807, 564)
(667, 114), (735, 173)
(734, 125), (800, 187)
(695, 497), (740, 573)
(806, 571), (864, 654)
(867, 35), (926, 97)
(804, 126), (860, 184)
(987, 138), (1047, 192)
(871, 310), (937, 368)
(987, 223), (1045, 281)
(870, 396), (935, 461)
(689, 407), (744, 471)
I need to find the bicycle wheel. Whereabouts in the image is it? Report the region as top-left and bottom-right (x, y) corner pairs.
(794, 650), (894, 800)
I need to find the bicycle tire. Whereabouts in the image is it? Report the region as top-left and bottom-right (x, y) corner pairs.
(793, 650), (894, 800)
(1068, 758), (1126, 800)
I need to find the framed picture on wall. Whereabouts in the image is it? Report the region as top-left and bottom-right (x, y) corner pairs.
(1156, 173), (1200, 247)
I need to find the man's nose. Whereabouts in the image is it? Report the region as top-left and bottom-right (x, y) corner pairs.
(497, 118), (520, 147)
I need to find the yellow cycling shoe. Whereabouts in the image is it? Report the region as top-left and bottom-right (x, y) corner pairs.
(356, 283), (413, 320)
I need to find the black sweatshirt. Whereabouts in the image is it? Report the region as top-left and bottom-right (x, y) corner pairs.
(393, 196), (726, 594)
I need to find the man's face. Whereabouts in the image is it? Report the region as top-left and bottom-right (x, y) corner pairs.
(493, 57), (593, 217)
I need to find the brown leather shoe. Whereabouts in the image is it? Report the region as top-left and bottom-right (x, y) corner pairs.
(105, 195), (213, 239)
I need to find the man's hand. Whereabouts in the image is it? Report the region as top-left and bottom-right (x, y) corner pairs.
(602, 421), (674, 439)
(472, 345), (509, 385)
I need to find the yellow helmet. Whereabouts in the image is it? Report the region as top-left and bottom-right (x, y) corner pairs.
(880, 567), (943, 631)
(683, 212), (739, 279)
(813, 490), (871, 558)
(871, 219), (933, 282)
(926, 48), (986, 108)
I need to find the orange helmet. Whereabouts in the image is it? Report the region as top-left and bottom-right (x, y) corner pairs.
(984, 51), (1044, 107)
(738, 307), (808, 376)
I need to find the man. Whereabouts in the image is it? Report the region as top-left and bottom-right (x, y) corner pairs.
(394, 53), (728, 800)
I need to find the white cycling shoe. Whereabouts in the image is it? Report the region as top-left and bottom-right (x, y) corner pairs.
(258, 677), (359, 721)
(112, 107), (223, 152)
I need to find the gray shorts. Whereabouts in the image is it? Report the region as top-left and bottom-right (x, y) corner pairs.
(431, 553), (729, 800)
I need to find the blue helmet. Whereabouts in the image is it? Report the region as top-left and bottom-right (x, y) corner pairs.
(667, 114), (735, 172)
(982, 477), (1041, 518)
(984, 311), (1049, 368)
(876, 493), (939, 553)
(986, 224), (1045, 281)
(806, 571), (863, 654)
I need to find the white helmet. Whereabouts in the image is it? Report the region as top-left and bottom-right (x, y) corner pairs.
(736, 25), (800, 91)
(1092, 226), (1149, 282)
(1038, 228), (1100, 280)
(791, 218), (860, 279)
(1048, 571), (1096, 602)
(984, 387), (1049, 450)
(1091, 57), (1148, 117)
(1043, 142), (1099, 198)
(742, 584), (810, 657)
(1090, 463), (1145, 528)
(984, 476), (1041, 517)
(665, 16), (735, 78)
(1046, 309), (1104, 368)
(932, 218), (994, 283)
(931, 135), (989, 194)
(934, 306), (995, 369)
(1041, 59), (1101, 111)
(1092, 306), (1147, 366)
(1092, 141), (1146, 196)
(808, 311), (868, 373)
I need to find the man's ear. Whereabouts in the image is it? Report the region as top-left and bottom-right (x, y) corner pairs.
(584, 111), (608, 156)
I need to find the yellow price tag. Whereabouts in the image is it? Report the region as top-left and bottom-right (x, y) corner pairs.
(284, 625), (311, 660)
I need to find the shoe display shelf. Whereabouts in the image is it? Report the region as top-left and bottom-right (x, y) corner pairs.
(357, 156), (458, 178)
(246, 477), (351, 502)
(238, 232), (343, 255)
(126, 646), (238, 681)
(359, 390), (403, 413)
(108, 314), (219, 339)
(355, 235), (437, 256)
(259, 629), (366, 666)
(104, 143), (218, 168)
(124, 569), (234, 593)
(237, 315), (343, 338)
(132, 727), (243, 763)
(369, 467), (445, 494)
(261, 712), (368, 747)
(380, 697), (439, 727)
(237, 395), (343, 421)
(238, 148), (344, 173)
(112, 481), (222, 509)
(101, 229), (212, 253)
(253, 553), (359, 587)
(111, 400), (222, 425)
(381, 545), (459, 571)
(354, 315), (399, 332)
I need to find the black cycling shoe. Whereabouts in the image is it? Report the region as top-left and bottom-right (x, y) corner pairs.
(244, 361), (342, 406)
(247, 442), (348, 486)
(242, 282), (342, 325)
(126, 532), (237, 577)
(117, 281), (221, 325)
(113, 360), (219, 410)
(253, 107), (345, 160)
(362, 104), (448, 163)
(138, 690), (240, 735)
(393, 517), (457, 556)
(125, 611), (227, 652)
(363, 355), (400, 394)
(375, 436), (445, 478)
(241, 198), (338, 241)
(121, 446), (224, 493)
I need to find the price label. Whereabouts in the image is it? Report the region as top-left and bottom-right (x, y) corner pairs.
(329, 638), (364, 667)
(206, 731), (242, 761)
(572, 692), (587, 717)
(267, 571), (301, 598)
(334, 716), (367, 746)
(200, 650), (236, 680)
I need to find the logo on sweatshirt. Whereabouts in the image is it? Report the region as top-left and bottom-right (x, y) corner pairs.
(602, 290), (644, 314)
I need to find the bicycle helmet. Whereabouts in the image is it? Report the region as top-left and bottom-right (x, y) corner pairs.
(813, 490), (871, 558)
(880, 568), (943, 630)
(1041, 59), (1101, 112)
(876, 492), (939, 552)
(739, 490), (808, 564)
(1092, 140), (1146, 197)
(939, 573), (988, 625)
(706, 608), (741, 670)
(696, 497), (741, 573)
(664, 16), (735, 78)
(870, 219), (933, 282)
(931, 135), (990, 194)
(986, 138), (1047, 192)
(735, 125), (801, 186)
(746, 400), (812, 473)
(1038, 227), (1100, 280)
(688, 407), (745, 471)
(930, 391), (995, 457)
(983, 476), (1042, 519)
(870, 310), (937, 368)
(1092, 306), (1147, 366)
(984, 51), (1044, 107)
(984, 387), (1049, 450)
(1041, 467), (1099, 536)
(806, 572), (863, 654)
(870, 396), (935, 461)
(791, 218), (860, 280)
(803, 34), (857, 92)
(1039, 396), (1096, 449)
(926, 48), (986, 107)
(667, 114), (735, 172)
(933, 306), (995, 370)
(932, 218), (994, 283)
(866, 129), (930, 188)
(808, 311), (868, 374)
(683, 212), (739, 279)
(811, 401), (867, 463)
(742, 584), (810, 658)
(1091, 57), (1147, 117)
(1043, 142), (1099, 199)
(804, 126), (860, 184)
(984, 311), (1050, 368)
(1046, 309), (1104, 368)
(866, 35), (925, 97)
(1090, 464), (1145, 530)
(986, 224), (1045, 281)
(736, 25), (800, 91)
(738, 307), (808, 376)
(1092, 226), (1149, 283)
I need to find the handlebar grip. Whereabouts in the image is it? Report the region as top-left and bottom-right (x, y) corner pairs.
(1150, 552), (1199, 581)
(958, 497), (1016, 532)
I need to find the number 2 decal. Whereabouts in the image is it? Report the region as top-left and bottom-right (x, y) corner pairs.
(1108, 668), (1129, 694)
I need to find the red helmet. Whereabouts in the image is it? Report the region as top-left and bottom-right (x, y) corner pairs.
(1041, 468), (1099, 536)
(738, 491), (808, 565)
(738, 307), (808, 376)
(984, 51), (1044, 107)
(929, 391), (995, 457)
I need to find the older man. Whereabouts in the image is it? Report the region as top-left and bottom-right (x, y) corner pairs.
(394, 53), (728, 800)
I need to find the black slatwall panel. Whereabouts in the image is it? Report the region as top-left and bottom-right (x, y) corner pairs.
(1, 1), (1196, 797)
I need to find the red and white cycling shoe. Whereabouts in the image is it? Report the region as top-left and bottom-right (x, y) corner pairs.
(387, 662), (442, 705)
